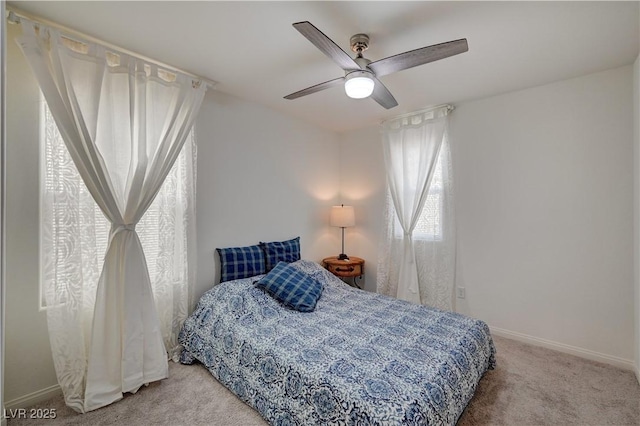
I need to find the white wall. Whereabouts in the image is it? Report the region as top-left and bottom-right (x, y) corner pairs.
(341, 65), (635, 365)
(4, 24), (58, 405)
(194, 90), (340, 301)
(338, 126), (386, 292)
(452, 65), (633, 363)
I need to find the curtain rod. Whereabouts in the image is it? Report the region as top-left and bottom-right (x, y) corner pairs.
(6, 7), (217, 88)
(382, 104), (454, 124)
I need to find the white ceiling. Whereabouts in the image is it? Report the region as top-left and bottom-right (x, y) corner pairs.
(8, 1), (640, 133)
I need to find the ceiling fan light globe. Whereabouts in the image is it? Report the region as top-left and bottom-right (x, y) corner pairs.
(344, 73), (375, 99)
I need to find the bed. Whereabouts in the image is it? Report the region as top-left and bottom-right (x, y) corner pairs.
(179, 260), (496, 425)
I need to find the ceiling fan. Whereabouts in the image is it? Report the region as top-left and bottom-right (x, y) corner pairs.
(284, 21), (468, 109)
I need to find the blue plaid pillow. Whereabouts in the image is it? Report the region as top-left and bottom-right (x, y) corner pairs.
(260, 237), (301, 271)
(216, 245), (266, 283)
(255, 261), (323, 312)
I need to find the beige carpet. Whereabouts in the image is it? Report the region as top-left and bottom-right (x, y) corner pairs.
(8, 336), (640, 426)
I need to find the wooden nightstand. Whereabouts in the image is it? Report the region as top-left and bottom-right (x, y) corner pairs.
(322, 256), (364, 288)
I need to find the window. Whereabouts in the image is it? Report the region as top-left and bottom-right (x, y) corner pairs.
(392, 141), (448, 242)
(40, 97), (107, 309)
(39, 97), (194, 309)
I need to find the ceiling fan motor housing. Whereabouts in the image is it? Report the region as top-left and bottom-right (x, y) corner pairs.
(354, 56), (371, 69)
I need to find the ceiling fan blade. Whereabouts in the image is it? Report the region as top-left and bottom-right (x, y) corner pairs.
(368, 39), (468, 77)
(293, 21), (361, 72)
(370, 76), (398, 109)
(284, 77), (345, 100)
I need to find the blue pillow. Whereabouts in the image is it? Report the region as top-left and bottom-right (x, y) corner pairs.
(255, 261), (323, 312)
(260, 237), (301, 272)
(216, 245), (266, 283)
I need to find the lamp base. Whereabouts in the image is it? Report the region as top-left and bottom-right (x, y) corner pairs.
(337, 253), (350, 261)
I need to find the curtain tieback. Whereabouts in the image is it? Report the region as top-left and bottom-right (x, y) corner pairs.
(106, 223), (137, 252)
(403, 231), (414, 241)
(112, 223), (136, 234)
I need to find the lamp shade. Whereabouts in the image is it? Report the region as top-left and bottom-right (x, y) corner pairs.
(330, 205), (355, 228)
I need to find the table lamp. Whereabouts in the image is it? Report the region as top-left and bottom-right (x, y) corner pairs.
(330, 204), (355, 260)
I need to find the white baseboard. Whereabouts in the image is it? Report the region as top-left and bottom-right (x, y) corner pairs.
(4, 384), (61, 410)
(489, 325), (636, 371)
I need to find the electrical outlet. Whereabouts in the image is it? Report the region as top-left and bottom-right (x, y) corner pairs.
(457, 287), (466, 299)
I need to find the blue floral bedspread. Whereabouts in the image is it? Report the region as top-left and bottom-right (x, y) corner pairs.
(179, 260), (496, 425)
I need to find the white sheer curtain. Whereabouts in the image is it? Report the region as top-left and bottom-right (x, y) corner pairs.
(18, 20), (206, 412)
(41, 101), (197, 356)
(376, 106), (456, 309)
